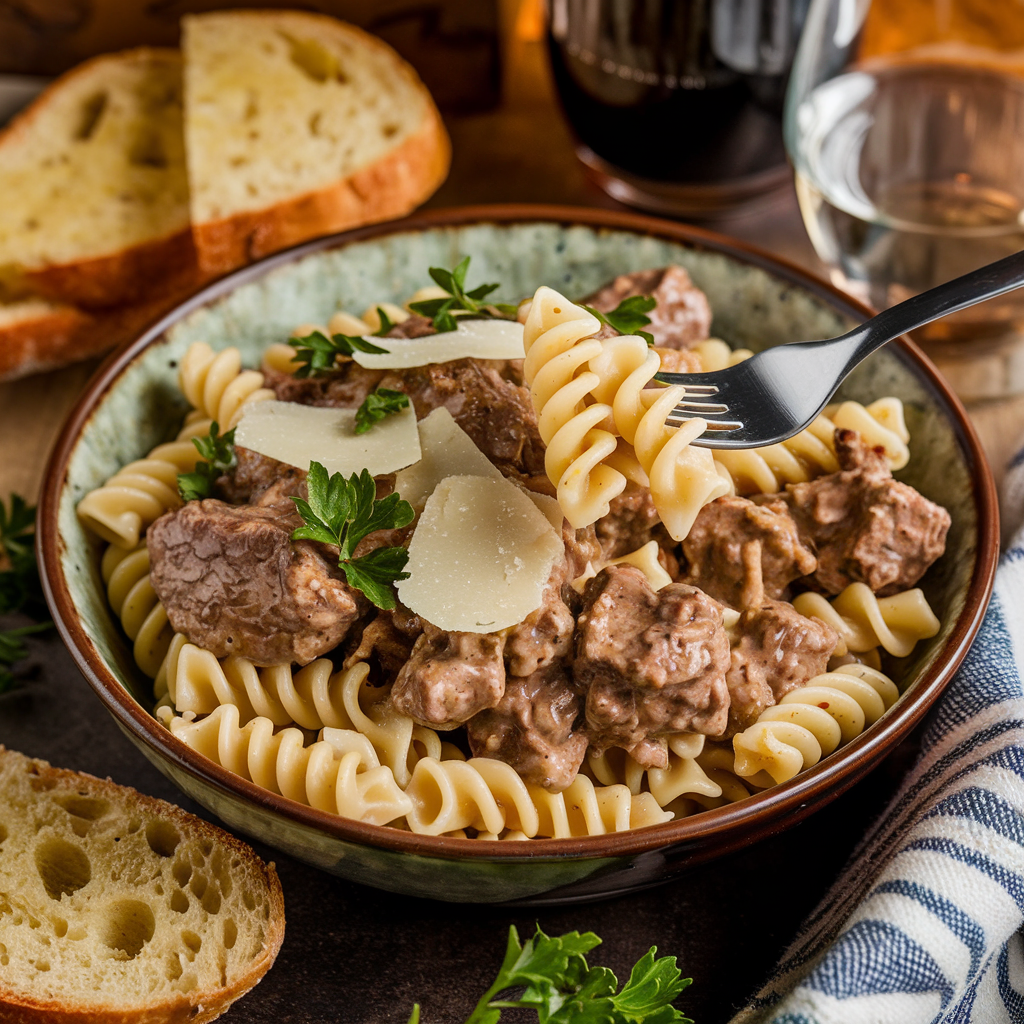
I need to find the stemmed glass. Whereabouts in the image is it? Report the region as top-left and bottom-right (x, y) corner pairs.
(784, 0), (1024, 399)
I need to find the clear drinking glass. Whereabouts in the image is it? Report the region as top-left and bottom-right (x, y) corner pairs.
(785, 0), (1024, 399)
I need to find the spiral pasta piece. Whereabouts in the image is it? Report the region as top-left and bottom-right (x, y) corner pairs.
(571, 539), (672, 594)
(732, 664), (900, 785)
(178, 341), (275, 430)
(101, 542), (174, 679)
(159, 703), (413, 826)
(793, 583), (940, 658)
(164, 645), (439, 787)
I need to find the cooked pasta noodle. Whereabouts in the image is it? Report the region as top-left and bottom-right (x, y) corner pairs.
(793, 583), (940, 658)
(732, 664), (900, 785)
(158, 703), (413, 826)
(101, 542), (174, 679)
(571, 539), (672, 594)
(164, 646), (439, 787)
(691, 338), (754, 371)
(179, 341), (275, 430)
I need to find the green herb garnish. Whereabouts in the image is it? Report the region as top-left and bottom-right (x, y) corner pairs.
(0, 621), (52, 695)
(407, 925), (691, 1024)
(582, 295), (657, 346)
(287, 329), (390, 378)
(354, 387), (411, 435)
(291, 463), (414, 609)
(408, 256), (518, 333)
(177, 422), (237, 502)
(0, 494), (44, 615)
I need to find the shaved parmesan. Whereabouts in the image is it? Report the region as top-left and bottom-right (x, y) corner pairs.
(528, 491), (563, 533)
(351, 318), (525, 369)
(234, 400), (421, 476)
(398, 475), (564, 633)
(395, 408), (501, 507)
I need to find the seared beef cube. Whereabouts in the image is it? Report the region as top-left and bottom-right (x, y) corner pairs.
(584, 266), (711, 349)
(595, 481), (663, 559)
(779, 430), (950, 596)
(218, 446), (307, 506)
(148, 499), (363, 665)
(574, 565), (730, 767)
(391, 624), (505, 728)
(345, 602), (423, 682)
(378, 359), (546, 477)
(682, 496), (817, 609)
(467, 666), (587, 791)
(504, 564), (576, 678)
(725, 600), (838, 736)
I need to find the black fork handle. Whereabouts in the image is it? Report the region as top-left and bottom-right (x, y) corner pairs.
(821, 247), (1024, 377)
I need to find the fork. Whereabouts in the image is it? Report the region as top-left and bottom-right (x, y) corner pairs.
(656, 248), (1024, 450)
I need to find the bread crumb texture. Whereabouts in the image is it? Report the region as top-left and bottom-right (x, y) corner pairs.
(183, 10), (432, 221)
(0, 748), (284, 1024)
(0, 49), (190, 274)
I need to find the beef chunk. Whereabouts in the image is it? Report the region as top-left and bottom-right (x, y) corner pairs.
(573, 565), (731, 767)
(217, 446), (307, 506)
(391, 624), (505, 727)
(504, 562), (576, 678)
(265, 361), (387, 409)
(467, 666), (587, 790)
(595, 481), (663, 559)
(724, 600), (838, 736)
(386, 313), (437, 338)
(377, 359), (546, 477)
(682, 496), (817, 609)
(147, 499), (363, 665)
(778, 430), (951, 596)
(584, 266), (712, 349)
(345, 602), (423, 682)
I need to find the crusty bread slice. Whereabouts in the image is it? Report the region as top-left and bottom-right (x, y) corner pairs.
(0, 48), (194, 309)
(0, 748), (285, 1024)
(182, 10), (451, 274)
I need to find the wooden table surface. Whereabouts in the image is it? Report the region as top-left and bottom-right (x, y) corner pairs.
(1, 8), (1021, 1024)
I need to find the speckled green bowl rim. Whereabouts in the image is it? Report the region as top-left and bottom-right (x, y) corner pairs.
(38, 204), (999, 863)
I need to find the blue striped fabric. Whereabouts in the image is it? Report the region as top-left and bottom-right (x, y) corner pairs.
(733, 455), (1024, 1024)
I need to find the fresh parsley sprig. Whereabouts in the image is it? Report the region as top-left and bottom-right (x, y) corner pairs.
(582, 295), (657, 346)
(408, 256), (518, 333)
(407, 926), (691, 1024)
(0, 494), (45, 615)
(354, 387), (410, 435)
(0, 621), (52, 695)
(291, 463), (414, 609)
(177, 422), (237, 502)
(288, 318), (391, 379)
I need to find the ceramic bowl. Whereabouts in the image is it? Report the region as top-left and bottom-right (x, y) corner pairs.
(38, 205), (998, 905)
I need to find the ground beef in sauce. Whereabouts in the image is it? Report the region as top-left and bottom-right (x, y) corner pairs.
(682, 496), (817, 609)
(503, 562), (576, 678)
(147, 499), (364, 666)
(573, 565), (731, 768)
(724, 600), (838, 737)
(344, 602), (423, 682)
(584, 266), (712, 350)
(391, 624), (506, 728)
(775, 430), (951, 596)
(467, 665), (587, 791)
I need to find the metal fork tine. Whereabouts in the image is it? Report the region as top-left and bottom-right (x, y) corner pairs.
(671, 400), (731, 415)
(675, 384), (720, 396)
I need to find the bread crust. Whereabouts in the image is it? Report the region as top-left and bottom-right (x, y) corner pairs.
(0, 748), (285, 1024)
(0, 48), (193, 309)
(193, 104), (451, 275)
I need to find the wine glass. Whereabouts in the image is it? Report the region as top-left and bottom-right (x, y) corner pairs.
(784, 0), (1024, 399)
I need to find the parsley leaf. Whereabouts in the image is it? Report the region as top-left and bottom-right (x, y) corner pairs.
(0, 494), (46, 616)
(581, 295), (657, 346)
(177, 422), (236, 502)
(291, 463), (414, 609)
(354, 387), (410, 435)
(443, 926), (691, 1024)
(0, 621), (52, 695)
(287, 329), (390, 378)
(408, 256), (517, 333)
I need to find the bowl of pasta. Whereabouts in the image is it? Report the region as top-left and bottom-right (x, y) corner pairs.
(38, 204), (998, 904)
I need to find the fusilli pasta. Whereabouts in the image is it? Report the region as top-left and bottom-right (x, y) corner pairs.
(158, 704), (413, 826)
(178, 341), (275, 430)
(732, 664), (900, 785)
(793, 583), (940, 658)
(571, 539), (672, 594)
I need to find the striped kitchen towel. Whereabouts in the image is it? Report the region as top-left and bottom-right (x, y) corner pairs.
(733, 453), (1024, 1024)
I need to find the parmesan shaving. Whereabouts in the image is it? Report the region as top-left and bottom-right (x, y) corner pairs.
(351, 318), (525, 369)
(394, 408), (501, 507)
(234, 400), (421, 476)
(398, 474), (564, 633)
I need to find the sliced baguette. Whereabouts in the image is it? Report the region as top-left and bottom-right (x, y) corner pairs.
(182, 10), (451, 274)
(0, 748), (285, 1024)
(0, 48), (194, 309)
